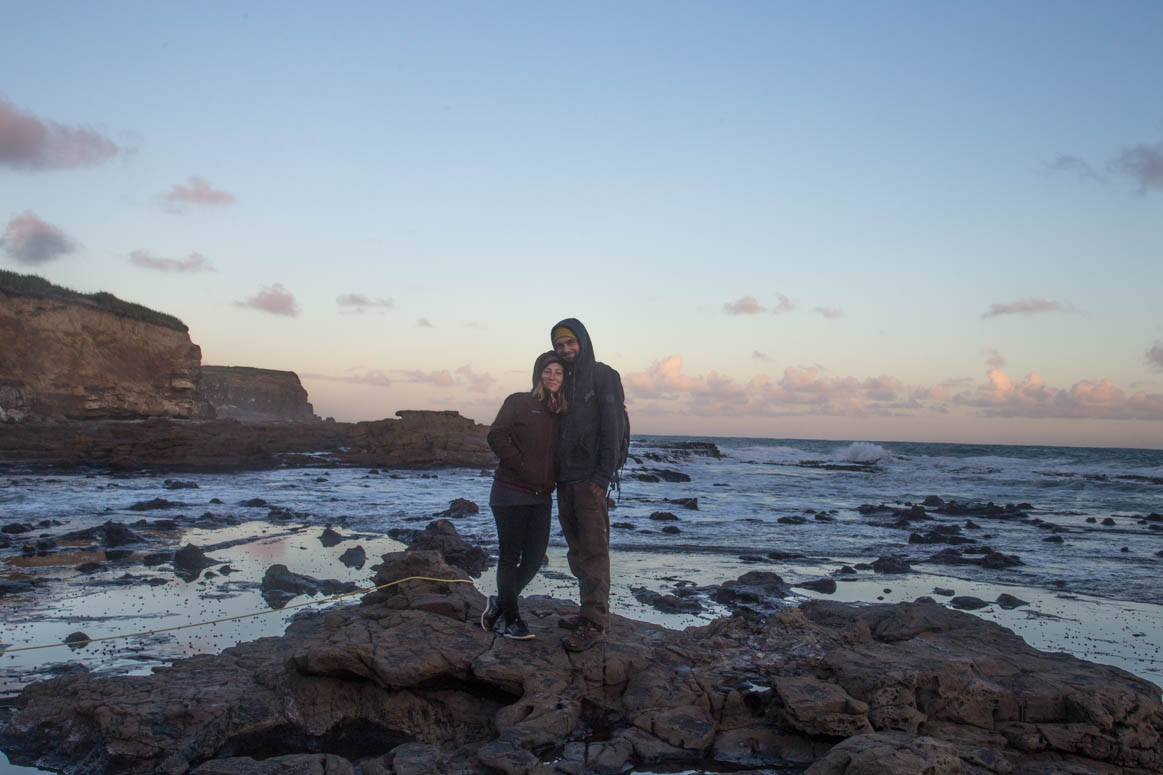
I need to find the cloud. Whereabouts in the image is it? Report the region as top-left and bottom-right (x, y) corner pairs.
(0, 93), (120, 170)
(723, 296), (765, 315)
(984, 347), (1007, 369)
(156, 177), (237, 211)
(982, 298), (1073, 318)
(336, 293), (393, 313)
(0, 211), (76, 265)
(456, 365), (496, 393)
(1047, 155), (1101, 181)
(1108, 141), (1163, 194)
(398, 369), (455, 387)
(953, 369), (1163, 420)
(301, 370), (392, 388)
(417, 318), (434, 328)
(1148, 341), (1163, 370)
(752, 350), (774, 362)
(813, 306), (843, 319)
(723, 294), (794, 315)
(129, 250), (213, 273)
(234, 283), (299, 317)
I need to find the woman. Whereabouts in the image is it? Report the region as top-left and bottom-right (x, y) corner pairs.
(481, 350), (567, 639)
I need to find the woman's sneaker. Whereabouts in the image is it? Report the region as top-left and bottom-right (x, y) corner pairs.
(501, 618), (534, 640)
(481, 596), (502, 632)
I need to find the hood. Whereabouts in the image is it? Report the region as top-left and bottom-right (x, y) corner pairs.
(531, 350), (563, 390)
(549, 317), (596, 371)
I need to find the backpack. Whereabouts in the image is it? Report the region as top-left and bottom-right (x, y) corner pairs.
(607, 368), (630, 497)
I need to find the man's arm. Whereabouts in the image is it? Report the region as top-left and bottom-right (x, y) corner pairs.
(590, 366), (623, 493)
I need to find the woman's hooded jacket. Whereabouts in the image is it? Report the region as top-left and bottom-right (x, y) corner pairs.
(486, 351), (562, 496)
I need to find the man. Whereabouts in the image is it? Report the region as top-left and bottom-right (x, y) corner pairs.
(550, 318), (624, 652)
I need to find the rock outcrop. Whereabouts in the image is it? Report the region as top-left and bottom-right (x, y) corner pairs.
(345, 410), (491, 468)
(3, 550), (1160, 775)
(200, 366), (317, 423)
(0, 282), (213, 423)
(0, 411), (493, 471)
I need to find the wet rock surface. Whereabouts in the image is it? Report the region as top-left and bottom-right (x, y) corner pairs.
(4, 548), (1159, 775)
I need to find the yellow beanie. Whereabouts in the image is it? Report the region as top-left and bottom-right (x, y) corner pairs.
(552, 326), (577, 343)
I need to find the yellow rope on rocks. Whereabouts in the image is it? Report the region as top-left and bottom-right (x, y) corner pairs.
(0, 575), (474, 656)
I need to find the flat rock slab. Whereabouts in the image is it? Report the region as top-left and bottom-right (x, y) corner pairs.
(2, 550), (1161, 775)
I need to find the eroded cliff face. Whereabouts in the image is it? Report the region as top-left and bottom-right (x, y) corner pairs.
(200, 366), (317, 422)
(0, 291), (213, 422)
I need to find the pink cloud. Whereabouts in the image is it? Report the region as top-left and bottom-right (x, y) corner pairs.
(157, 177), (237, 211)
(234, 283), (298, 317)
(982, 298), (1072, 318)
(0, 93), (120, 170)
(1109, 141), (1163, 194)
(398, 369), (455, 387)
(984, 347), (1007, 369)
(723, 296), (765, 315)
(456, 365), (496, 393)
(129, 250), (213, 273)
(301, 370), (391, 388)
(1148, 342), (1163, 370)
(773, 293), (795, 314)
(336, 293), (393, 313)
(954, 369), (1163, 420)
(813, 306), (843, 319)
(0, 211), (76, 265)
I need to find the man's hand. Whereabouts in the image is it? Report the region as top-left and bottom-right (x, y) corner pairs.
(588, 482), (606, 500)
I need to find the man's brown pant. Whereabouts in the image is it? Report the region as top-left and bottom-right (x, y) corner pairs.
(557, 482), (610, 630)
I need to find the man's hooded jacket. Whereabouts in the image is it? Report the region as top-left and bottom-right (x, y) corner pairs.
(551, 318), (624, 491)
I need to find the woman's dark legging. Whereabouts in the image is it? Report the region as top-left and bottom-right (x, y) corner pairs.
(492, 502), (551, 623)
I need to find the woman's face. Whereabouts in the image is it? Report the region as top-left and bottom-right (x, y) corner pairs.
(541, 362), (564, 394)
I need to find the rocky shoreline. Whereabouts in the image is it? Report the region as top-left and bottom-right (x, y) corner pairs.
(3, 542), (1161, 775)
(0, 410), (492, 472)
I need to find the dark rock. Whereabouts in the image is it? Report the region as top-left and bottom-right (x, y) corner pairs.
(163, 479), (199, 490)
(767, 550), (805, 560)
(1, 522), (32, 534)
(104, 549), (133, 562)
(921, 495), (944, 507)
(128, 498), (182, 511)
(142, 551), (171, 567)
(59, 520), (144, 547)
(2, 552), (1161, 775)
(647, 468), (691, 483)
(63, 632), (91, 649)
(1043, 535), (1064, 543)
(259, 564), (358, 609)
(738, 555), (768, 563)
(778, 516), (807, 525)
(1147, 513), (1162, 522)
(664, 497), (699, 510)
(319, 527), (344, 547)
(173, 544), (222, 582)
(1086, 516), (1097, 523)
(933, 587), (955, 597)
(713, 570), (790, 617)
(240, 498), (268, 507)
(796, 578), (837, 594)
(75, 562), (104, 574)
(661, 525), (681, 534)
(0, 579), (36, 596)
(435, 498), (478, 519)
(634, 473), (661, 483)
(835, 566), (857, 575)
(996, 593), (1029, 609)
(981, 550), (1022, 568)
(964, 520), (981, 529)
(813, 513), (835, 522)
(950, 596), (990, 610)
(1101, 517), (1116, 526)
(399, 520), (489, 577)
(631, 586), (702, 614)
(612, 521), (636, 530)
(338, 546), (366, 569)
(649, 511), (679, 521)
(209, 497), (223, 504)
(871, 556), (911, 574)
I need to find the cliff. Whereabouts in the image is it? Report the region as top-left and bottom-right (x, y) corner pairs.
(0, 275), (213, 422)
(345, 410), (492, 468)
(200, 365), (317, 422)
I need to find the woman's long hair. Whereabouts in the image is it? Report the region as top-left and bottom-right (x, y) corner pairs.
(532, 376), (568, 414)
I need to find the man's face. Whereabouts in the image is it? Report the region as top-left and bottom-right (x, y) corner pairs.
(554, 336), (580, 363)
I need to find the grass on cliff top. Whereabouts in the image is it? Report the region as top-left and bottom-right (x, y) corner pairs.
(0, 270), (188, 332)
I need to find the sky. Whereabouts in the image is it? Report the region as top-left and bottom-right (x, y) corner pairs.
(2, 1), (1162, 449)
